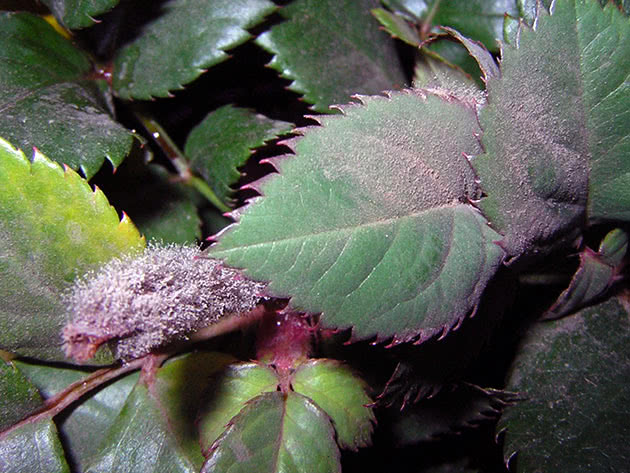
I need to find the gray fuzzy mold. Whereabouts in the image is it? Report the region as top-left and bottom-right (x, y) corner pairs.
(62, 244), (266, 361)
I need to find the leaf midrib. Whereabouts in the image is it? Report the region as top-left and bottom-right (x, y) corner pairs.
(212, 203), (464, 254)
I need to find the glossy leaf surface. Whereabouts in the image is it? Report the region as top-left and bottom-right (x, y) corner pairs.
(40, 0), (120, 29)
(15, 360), (139, 471)
(211, 90), (503, 343)
(473, 0), (630, 258)
(0, 138), (144, 361)
(0, 360), (43, 432)
(185, 105), (293, 207)
(371, 7), (421, 47)
(499, 297), (630, 472)
(86, 352), (233, 473)
(291, 359), (374, 450)
(202, 391), (341, 473)
(382, 0), (518, 51)
(113, 0), (276, 99)
(0, 12), (134, 179)
(255, 0), (406, 113)
(0, 418), (70, 473)
(198, 361), (279, 454)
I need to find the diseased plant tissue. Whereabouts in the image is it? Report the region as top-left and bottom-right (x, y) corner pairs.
(63, 244), (266, 361)
(0, 0), (629, 472)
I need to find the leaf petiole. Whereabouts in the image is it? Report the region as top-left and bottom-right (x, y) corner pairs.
(135, 112), (231, 214)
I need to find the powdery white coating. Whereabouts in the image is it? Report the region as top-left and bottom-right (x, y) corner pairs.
(62, 244), (266, 361)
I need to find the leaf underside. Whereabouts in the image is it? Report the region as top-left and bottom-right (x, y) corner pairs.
(0, 138), (144, 361)
(211, 89), (504, 343)
(0, 12), (134, 179)
(113, 0), (276, 99)
(255, 0), (407, 113)
(498, 297), (630, 472)
(473, 0), (630, 259)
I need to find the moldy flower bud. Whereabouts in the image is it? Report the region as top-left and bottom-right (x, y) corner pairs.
(62, 244), (266, 362)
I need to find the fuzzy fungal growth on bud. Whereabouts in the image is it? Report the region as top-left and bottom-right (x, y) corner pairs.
(62, 244), (266, 362)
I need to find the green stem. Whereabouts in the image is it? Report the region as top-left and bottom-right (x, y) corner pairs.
(134, 112), (231, 214)
(420, 0), (442, 38)
(189, 175), (231, 214)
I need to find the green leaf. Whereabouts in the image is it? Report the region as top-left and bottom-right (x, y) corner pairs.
(498, 297), (630, 472)
(40, 0), (120, 29)
(0, 360), (43, 432)
(371, 8), (485, 89)
(0, 12), (135, 179)
(202, 391), (341, 473)
(113, 0), (276, 99)
(545, 228), (628, 319)
(382, 0), (519, 51)
(86, 352), (233, 473)
(443, 27), (499, 81)
(381, 0), (427, 22)
(291, 359), (374, 450)
(210, 90), (504, 343)
(430, 0), (518, 51)
(0, 138), (145, 361)
(184, 105), (293, 207)
(418, 39), (485, 89)
(255, 0), (407, 113)
(15, 360), (139, 471)
(198, 362), (279, 454)
(372, 7), (422, 47)
(473, 0), (630, 259)
(0, 417), (70, 473)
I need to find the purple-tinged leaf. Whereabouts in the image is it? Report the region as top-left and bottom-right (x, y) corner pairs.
(210, 89), (504, 344)
(387, 384), (518, 444)
(473, 0), (630, 260)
